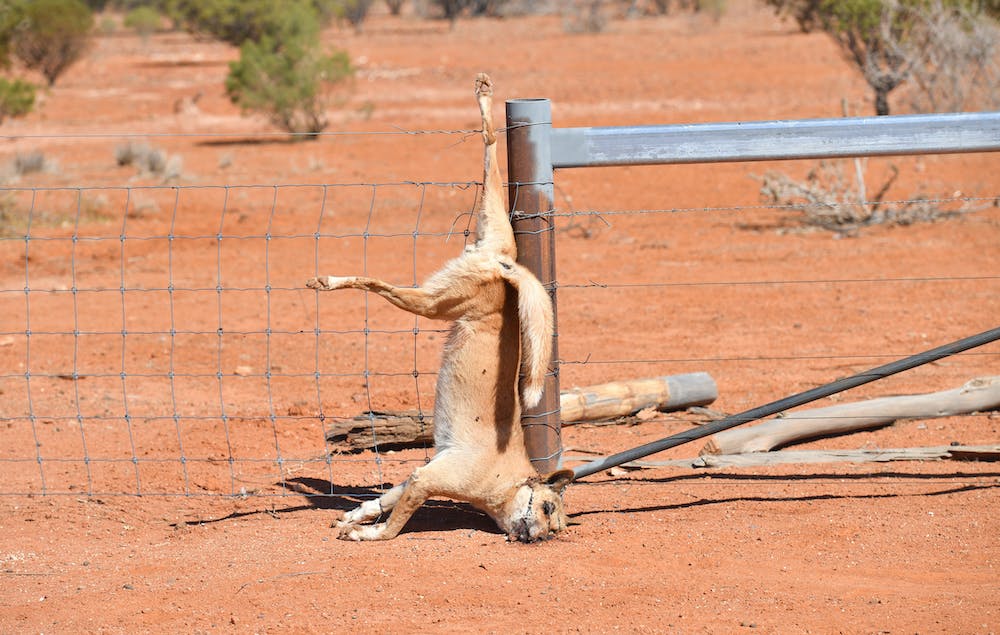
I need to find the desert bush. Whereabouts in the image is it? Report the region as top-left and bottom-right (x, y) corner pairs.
(124, 6), (163, 39)
(114, 141), (183, 180)
(903, 0), (1000, 112)
(0, 77), (35, 124)
(225, 2), (352, 138)
(11, 0), (94, 86)
(98, 16), (119, 35)
(762, 0), (1000, 115)
(761, 0), (823, 31)
(12, 150), (47, 175)
(756, 160), (971, 235)
(115, 141), (152, 167)
(169, 0), (339, 45)
(336, 0), (373, 31)
(325, 0), (376, 31)
(0, 150), (51, 184)
(168, 0), (284, 45)
(417, 0), (513, 21)
(0, 2), (23, 67)
(562, 0), (609, 31)
(0, 192), (109, 237)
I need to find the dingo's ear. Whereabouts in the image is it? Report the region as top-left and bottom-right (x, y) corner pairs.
(544, 469), (574, 493)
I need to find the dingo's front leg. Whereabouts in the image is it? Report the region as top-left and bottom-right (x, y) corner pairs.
(307, 273), (477, 320)
(336, 457), (464, 541)
(338, 478), (428, 541)
(336, 482), (406, 528)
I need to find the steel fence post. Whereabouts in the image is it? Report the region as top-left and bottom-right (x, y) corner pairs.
(505, 97), (561, 473)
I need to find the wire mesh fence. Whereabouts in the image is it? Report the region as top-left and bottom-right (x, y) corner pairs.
(0, 180), (488, 497)
(1, 127), (998, 499)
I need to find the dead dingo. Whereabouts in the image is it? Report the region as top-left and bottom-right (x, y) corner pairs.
(307, 73), (573, 542)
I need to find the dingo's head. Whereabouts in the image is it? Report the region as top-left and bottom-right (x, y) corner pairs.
(506, 470), (574, 543)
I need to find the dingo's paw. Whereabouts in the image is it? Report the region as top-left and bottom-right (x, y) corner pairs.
(306, 276), (346, 290)
(338, 522), (385, 541)
(475, 72), (493, 98)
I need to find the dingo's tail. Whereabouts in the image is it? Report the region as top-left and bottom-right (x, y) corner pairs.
(499, 259), (553, 409)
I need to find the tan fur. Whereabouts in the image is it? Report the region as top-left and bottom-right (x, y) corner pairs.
(306, 73), (572, 542)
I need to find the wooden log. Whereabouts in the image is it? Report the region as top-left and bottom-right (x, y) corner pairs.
(327, 411), (434, 452)
(694, 446), (964, 467)
(700, 376), (1000, 456)
(326, 373), (717, 450)
(559, 372), (717, 423)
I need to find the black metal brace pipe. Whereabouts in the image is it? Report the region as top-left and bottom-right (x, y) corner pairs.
(572, 326), (1000, 480)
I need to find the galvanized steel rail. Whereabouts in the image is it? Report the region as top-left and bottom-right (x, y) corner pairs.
(550, 111), (1000, 167)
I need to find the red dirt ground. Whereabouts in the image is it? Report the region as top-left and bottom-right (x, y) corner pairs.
(1, 2), (999, 632)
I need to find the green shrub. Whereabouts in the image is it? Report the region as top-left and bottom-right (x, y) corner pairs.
(168, 0), (273, 45)
(12, 0), (94, 86)
(327, 0), (376, 31)
(0, 78), (35, 124)
(124, 6), (163, 38)
(169, 0), (337, 46)
(99, 16), (119, 35)
(763, 0), (1000, 115)
(224, 2), (352, 138)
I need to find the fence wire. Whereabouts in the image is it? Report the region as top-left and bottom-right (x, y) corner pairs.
(1, 173), (997, 499)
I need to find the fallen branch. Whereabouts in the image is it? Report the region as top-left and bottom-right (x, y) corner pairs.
(692, 444), (1000, 468)
(327, 411), (434, 451)
(700, 376), (1000, 456)
(326, 373), (717, 451)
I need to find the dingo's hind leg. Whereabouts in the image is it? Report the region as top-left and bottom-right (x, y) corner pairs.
(473, 73), (515, 256)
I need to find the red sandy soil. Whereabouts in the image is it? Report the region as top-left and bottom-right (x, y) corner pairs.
(1, 2), (998, 632)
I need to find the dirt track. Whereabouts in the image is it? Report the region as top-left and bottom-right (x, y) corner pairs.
(1, 2), (998, 632)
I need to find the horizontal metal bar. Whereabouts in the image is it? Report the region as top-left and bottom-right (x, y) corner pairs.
(550, 111), (1000, 168)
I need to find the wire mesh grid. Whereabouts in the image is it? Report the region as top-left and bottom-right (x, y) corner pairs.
(1, 138), (998, 499)
(0, 180), (491, 498)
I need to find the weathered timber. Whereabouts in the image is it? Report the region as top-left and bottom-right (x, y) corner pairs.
(560, 373), (717, 423)
(700, 376), (1000, 456)
(327, 411), (434, 451)
(561, 444), (1000, 470)
(326, 373), (717, 450)
(692, 445), (1000, 467)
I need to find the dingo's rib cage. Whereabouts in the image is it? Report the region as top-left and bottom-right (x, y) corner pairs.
(0, 109), (998, 497)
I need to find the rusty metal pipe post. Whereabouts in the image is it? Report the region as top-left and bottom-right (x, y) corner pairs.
(505, 98), (561, 474)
